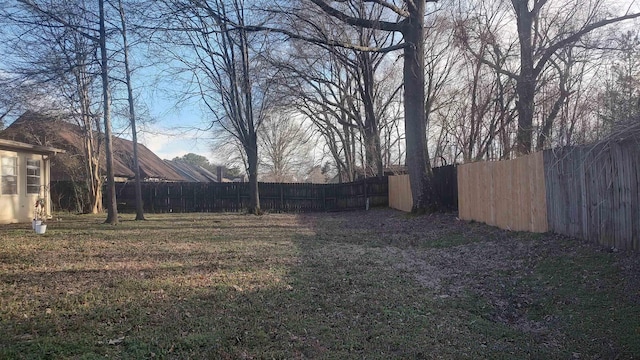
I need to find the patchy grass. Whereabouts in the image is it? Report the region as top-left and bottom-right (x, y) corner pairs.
(1, 210), (639, 359)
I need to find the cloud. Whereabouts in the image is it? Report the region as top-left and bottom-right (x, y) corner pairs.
(139, 126), (212, 161)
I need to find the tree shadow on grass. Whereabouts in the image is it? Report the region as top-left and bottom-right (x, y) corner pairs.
(1, 210), (639, 359)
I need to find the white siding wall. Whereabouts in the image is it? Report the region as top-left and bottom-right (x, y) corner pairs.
(0, 149), (49, 224)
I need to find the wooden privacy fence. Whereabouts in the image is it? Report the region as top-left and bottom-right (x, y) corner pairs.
(458, 141), (640, 250)
(545, 141), (640, 250)
(458, 152), (548, 233)
(388, 165), (458, 212)
(111, 177), (388, 213)
(389, 175), (413, 212)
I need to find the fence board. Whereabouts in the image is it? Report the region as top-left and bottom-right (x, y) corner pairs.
(109, 178), (388, 214)
(388, 175), (412, 212)
(457, 152), (548, 233)
(51, 178), (388, 214)
(544, 141), (640, 250)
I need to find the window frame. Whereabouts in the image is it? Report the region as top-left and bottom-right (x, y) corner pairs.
(26, 159), (41, 195)
(1, 156), (18, 195)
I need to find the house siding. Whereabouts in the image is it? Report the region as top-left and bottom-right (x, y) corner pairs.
(0, 149), (51, 224)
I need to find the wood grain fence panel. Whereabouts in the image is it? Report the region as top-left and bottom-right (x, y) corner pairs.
(462, 164), (473, 221)
(472, 163), (479, 220)
(388, 175), (412, 212)
(466, 162), (481, 222)
(457, 165), (469, 220)
(486, 161), (496, 226)
(516, 157), (528, 231)
(532, 151), (548, 232)
(494, 160), (508, 230)
(633, 149), (640, 251)
(481, 161), (493, 226)
(544, 142), (640, 250)
(457, 152), (547, 233)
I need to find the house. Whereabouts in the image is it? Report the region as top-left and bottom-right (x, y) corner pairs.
(164, 160), (245, 183)
(0, 138), (64, 224)
(0, 111), (185, 182)
(164, 159), (220, 182)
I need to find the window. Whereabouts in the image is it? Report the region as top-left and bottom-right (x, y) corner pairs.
(1, 157), (18, 195)
(26, 159), (41, 194)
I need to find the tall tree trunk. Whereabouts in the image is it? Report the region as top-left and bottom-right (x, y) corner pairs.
(239, 20), (261, 215)
(403, 1), (431, 211)
(100, 0), (118, 225)
(359, 53), (383, 177)
(536, 92), (566, 150)
(513, 0), (536, 155)
(246, 138), (261, 214)
(118, 0), (145, 220)
(74, 58), (102, 214)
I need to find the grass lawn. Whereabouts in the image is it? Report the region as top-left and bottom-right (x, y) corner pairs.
(1, 209), (639, 359)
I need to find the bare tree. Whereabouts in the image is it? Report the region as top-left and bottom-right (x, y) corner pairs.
(263, 39), (361, 182)
(598, 30), (640, 130)
(454, 6), (519, 161)
(508, 0), (640, 154)
(11, 0), (120, 222)
(2, 0), (108, 214)
(231, 0), (437, 209)
(455, 0), (640, 155)
(154, 0), (268, 214)
(116, 0), (144, 220)
(97, 0), (118, 224)
(258, 111), (315, 182)
(305, 0), (435, 209)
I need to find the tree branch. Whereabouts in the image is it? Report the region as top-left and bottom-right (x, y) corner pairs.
(534, 12), (640, 77)
(240, 24), (406, 53)
(16, 0), (99, 42)
(363, 0), (409, 17)
(308, 0), (404, 32)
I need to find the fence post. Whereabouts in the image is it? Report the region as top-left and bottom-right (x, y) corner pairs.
(364, 178), (368, 209)
(237, 184), (241, 212)
(280, 184), (284, 211)
(322, 186), (326, 211)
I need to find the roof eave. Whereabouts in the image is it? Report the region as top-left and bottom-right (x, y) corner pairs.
(0, 139), (66, 155)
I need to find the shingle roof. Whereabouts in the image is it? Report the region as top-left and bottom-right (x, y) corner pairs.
(0, 111), (185, 181)
(164, 159), (218, 182)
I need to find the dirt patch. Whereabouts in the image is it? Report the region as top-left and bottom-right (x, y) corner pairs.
(300, 209), (640, 350)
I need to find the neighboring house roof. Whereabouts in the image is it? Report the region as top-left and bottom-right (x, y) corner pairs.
(164, 159), (219, 182)
(0, 111), (185, 181)
(0, 138), (65, 155)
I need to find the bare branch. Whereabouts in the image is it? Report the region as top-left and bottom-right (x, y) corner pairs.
(308, 0), (404, 32)
(363, 0), (409, 17)
(241, 24), (406, 53)
(534, 12), (640, 77)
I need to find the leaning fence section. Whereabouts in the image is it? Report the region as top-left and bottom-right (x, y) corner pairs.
(457, 152), (548, 233)
(544, 142), (640, 250)
(110, 177), (388, 214)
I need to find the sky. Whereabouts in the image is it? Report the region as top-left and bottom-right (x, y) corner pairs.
(134, 103), (216, 162)
(138, 126), (212, 161)
(120, 53), (222, 163)
(0, 3), (223, 165)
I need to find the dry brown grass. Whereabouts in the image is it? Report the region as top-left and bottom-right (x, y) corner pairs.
(1, 210), (639, 359)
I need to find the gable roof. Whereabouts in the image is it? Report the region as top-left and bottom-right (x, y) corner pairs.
(0, 111), (185, 181)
